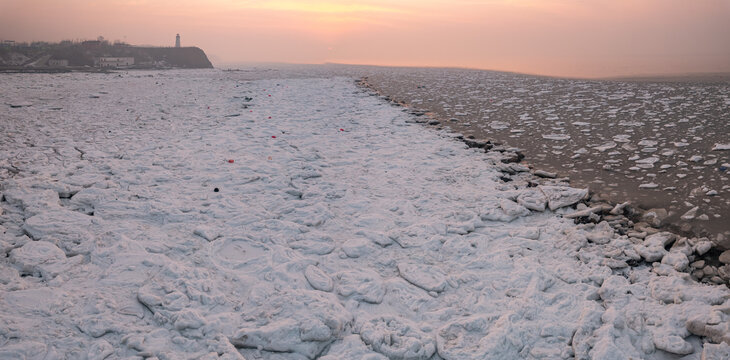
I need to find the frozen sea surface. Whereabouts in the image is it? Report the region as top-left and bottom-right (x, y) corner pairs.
(1, 70), (729, 359)
(358, 67), (730, 238)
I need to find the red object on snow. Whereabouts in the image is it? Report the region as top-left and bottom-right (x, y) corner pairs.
(339, 128), (344, 131)
(271, 135), (277, 138)
(268, 95), (271, 97)
(268, 116), (272, 119)
(228, 159), (234, 163)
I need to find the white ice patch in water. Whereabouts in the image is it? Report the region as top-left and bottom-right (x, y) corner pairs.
(542, 134), (571, 141)
(613, 134), (631, 143)
(489, 121), (510, 130)
(638, 139), (658, 147)
(593, 142), (616, 152)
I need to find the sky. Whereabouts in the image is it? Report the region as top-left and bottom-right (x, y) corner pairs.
(1, 0), (729, 78)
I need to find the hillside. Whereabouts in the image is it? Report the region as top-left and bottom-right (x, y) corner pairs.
(0, 41), (213, 70)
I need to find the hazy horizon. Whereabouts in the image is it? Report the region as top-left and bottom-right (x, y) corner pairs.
(2, 0), (729, 78)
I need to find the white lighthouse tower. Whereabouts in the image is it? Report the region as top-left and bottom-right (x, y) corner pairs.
(175, 34), (181, 48)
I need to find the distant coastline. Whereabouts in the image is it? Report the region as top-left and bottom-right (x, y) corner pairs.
(600, 72), (730, 83)
(0, 39), (213, 71)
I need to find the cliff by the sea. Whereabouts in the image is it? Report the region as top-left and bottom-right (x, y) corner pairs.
(0, 40), (213, 70)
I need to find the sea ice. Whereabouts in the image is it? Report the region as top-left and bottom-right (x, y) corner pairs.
(1, 71), (728, 360)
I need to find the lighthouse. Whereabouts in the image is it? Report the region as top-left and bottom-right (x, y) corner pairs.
(175, 34), (181, 48)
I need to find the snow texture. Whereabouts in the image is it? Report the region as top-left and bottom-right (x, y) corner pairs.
(0, 70), (728, 359)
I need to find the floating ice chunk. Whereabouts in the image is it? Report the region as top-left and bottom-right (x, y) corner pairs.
(342, 238), (372, 258)
(652, 334), (693, 355)
(0, 341), (47, 359)
(687, 312), (730, 344)
(435, 315), (502, 359)
(209, 238), (269, 272)
(288, 203), (333, 226)
(597, 275), (629, 301)
(87, 340), (114, 360)
(689, 155), (703, 162)
(516, 189), (547, 212)
(638, 140), (658, 147)
(542, 134), (570, 141)
(358, 316), (436, 360)
(585, 221), (614, 244)
(680, 206), (699, 220)
(572, 121), (590, 126)
(661, 252), (689, 271)
(593, 142), (616, 152)
(336, 269), (385, 303)
(23, 210), (94, 255)
(538, 185), (588, 211)
(173, 309), (206, 330)
(2, 187), (60, 216)
(397, 262), (448, 293)
(489, 121), (510, 130)
(230, 289), (351, 359)
(635, 232), (675, 262)
(320, 335), (388, 360)
(388, 222), (445, 248)
(193, 225), (220, 241)
(480, 199), (530, 222)
(674, 142), (690, 147)
(288, 232), (336, 255)
(305, 265), (334, 292)
(711, 143), (730, 151)
(10, 240), (67, 279)
(639, 183), (659, 189)
(635, 157), (659, 165)
(699, 342), (730, 360)
(613, 134), (631, 143)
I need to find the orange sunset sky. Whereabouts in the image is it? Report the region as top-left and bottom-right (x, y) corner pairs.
(1, 0), (729, 78)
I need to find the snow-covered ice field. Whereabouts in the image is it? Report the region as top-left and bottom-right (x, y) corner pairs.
(1, 70), (729, 359)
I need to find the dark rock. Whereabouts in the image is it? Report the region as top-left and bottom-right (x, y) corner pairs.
(500, 152), (525, 164)
(463, 139), (490, 149)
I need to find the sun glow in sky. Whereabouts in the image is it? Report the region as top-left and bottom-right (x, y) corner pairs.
(1, 0), (729, 77)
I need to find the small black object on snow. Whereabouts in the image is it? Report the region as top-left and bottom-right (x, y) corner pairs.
(214, 187), (219, 192)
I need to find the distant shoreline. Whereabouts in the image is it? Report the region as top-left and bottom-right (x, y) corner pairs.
(600, 73), (730, 83)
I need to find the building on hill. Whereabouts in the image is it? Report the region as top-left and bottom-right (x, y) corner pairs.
(94, 57), (134, 68)
(175, 34), (181, 48)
